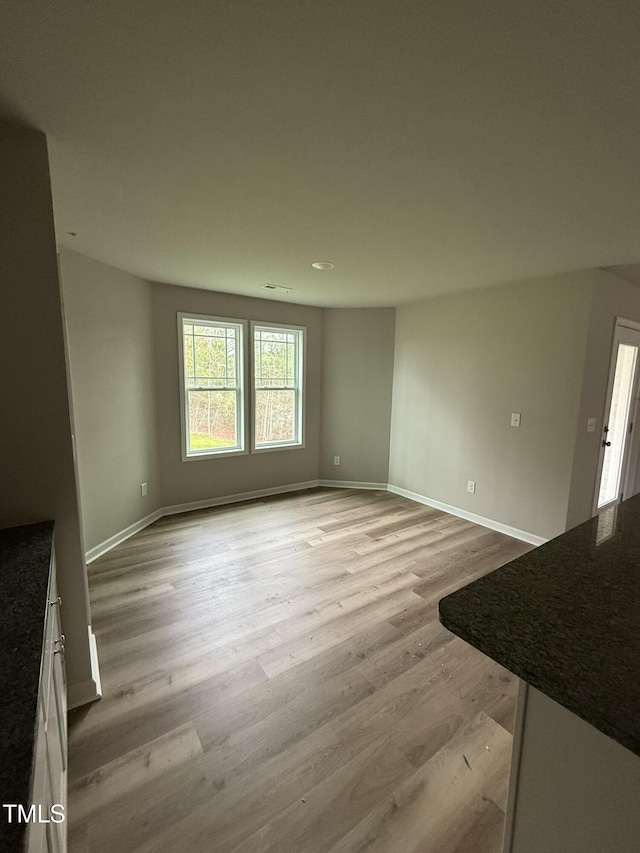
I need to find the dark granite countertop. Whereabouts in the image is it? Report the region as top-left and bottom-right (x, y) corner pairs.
(0, 521), (54, 852)
(439, 494), (640, 757)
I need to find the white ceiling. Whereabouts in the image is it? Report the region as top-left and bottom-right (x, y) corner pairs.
(1, 1), (640, 307)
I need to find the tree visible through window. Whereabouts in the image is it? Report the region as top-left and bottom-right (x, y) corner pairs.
(181, 317), (244, 455)
(253, 325), (304, 448)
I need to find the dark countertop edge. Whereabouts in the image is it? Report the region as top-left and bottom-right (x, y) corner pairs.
(438, 605), (640, 757)
(0, 521), (54, 852)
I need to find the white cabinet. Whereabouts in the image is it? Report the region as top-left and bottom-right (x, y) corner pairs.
(504, 683), (640, 853)
(25, 553), (67, 853)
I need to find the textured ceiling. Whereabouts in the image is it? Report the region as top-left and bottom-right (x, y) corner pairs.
(1, 0), (640, 306)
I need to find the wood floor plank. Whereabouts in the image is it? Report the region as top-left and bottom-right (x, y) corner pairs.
(325, 712), (512, 853)
(258, 587), (423, 678)
(229, 737), (416, 853)
(69, 721), (203, 824)
(69, 487), (533, 853)
(88, 724), (345, 853)
(194, 665), (377, 778)
(355, 618), (454, 688)
(69, 656), (267, 779)
(67, 821), (89, 853)
(193, 619), (403, 752)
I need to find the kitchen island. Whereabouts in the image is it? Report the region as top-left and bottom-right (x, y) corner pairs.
(439, 495), (640, 853)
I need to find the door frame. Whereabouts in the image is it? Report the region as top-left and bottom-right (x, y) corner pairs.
(592, 316), (640, 515)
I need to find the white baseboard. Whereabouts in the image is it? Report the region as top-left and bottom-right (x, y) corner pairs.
(85, 479), (546, 567)
(67, 628), (103, 709)
(387, 484), (547, 547)
(161, 480), (320, 516)
(86, 509), (164, 564)
(86, 481), (321, 562)
(318, 479), (388, 490)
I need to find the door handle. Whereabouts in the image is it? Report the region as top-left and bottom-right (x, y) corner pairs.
(603, 440), (612, 447)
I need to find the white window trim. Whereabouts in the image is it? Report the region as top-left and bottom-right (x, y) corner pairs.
(177, 312), (249, 461)
(251, 320), (306, 453)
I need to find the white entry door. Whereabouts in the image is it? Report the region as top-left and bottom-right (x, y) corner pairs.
(594, 319), (640, 513)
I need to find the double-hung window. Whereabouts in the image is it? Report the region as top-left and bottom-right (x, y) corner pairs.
(252, 322), (305, 450)
(179, 314), (246, 458)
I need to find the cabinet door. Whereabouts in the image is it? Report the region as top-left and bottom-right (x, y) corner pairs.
(507, 686), (640, 853)
(26, 548), (67, 853)
(25, 703), (49, 853)
(49, 602), (67, 769)
(46, 567), (67, 852)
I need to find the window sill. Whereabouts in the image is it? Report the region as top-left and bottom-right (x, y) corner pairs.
(182, 447), (248, 462)
(251, 442), (305, 454)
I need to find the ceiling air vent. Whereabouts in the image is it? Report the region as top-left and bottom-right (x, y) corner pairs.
(262, 283), (292, 294)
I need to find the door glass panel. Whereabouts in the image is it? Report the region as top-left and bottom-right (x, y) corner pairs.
(598, 343), (638, 507)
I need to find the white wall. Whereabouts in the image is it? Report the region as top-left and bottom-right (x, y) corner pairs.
(566, 270), (640, 530)
(389, 273), (594, 540)
(60, 249), (161, 551)
(61, 261), (401, 551)
(152, 282), (322, 508)
(60, 249), (640, 554)
(0, 123), (93, 691)
(320, 308), (395, 483)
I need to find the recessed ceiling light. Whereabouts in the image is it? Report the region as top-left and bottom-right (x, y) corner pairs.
(311, 261), (335, 270)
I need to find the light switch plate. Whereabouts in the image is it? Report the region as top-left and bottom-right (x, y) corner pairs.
(511, 413), (521, 428)
(587, 417), (597, 433)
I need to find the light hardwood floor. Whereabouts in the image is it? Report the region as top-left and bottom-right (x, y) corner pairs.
(68, 488), (532, 853)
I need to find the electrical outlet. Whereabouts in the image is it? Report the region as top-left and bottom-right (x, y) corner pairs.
(141, 482), (148, 497)
(511, 413), (521, 428)
(467, 480), (476, 494)
(333, 456), (341, 466)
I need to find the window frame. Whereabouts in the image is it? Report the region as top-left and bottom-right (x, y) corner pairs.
(177, 312), (249, 461)
(251, 321), (306, 453)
